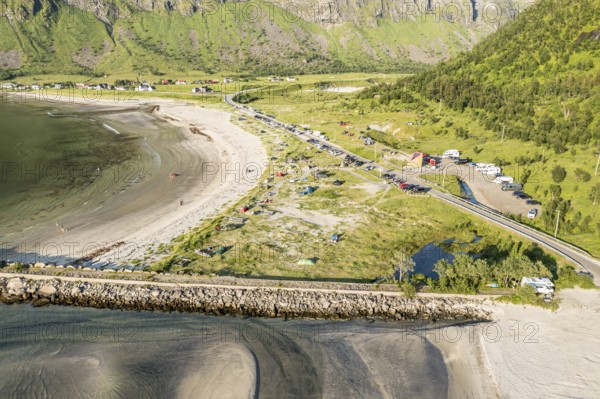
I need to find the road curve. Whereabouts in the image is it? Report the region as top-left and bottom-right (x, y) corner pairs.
(224, 93), (600, 284)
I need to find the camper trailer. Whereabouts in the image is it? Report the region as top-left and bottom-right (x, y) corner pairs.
(521, 277), (554, 294)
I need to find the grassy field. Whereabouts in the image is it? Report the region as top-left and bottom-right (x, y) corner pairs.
(234, 75), (600, 257)
(146, 109), (578, 283)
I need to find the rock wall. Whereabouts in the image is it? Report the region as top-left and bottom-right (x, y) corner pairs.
(0, 277), (493, 321)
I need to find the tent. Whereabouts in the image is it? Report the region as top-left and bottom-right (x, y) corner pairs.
(330, 234), (340, 243)
(306, 186), (314, 194)
(408, 152), (424, 169)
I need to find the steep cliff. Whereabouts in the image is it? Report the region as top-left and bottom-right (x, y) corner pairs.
(0, 0), (531, 76)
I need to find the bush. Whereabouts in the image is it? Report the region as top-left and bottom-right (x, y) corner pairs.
(555, 266), (596, 289)
(402, 280), (417, 298)
(496, 285), (554, 308)
(13, 262), (25, 272)
(551, 165), (567, 183)
(574, 168), (591, 182)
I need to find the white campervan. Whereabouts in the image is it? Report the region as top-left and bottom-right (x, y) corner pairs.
(484, 167), (502, 175)
(475, 163), (494, 171)
(443, 149), (460, 158)
(521, 277), (554, 294)
(494, 176), (514, 184)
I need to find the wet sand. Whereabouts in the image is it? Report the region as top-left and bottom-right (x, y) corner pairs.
(0, 305), (450, 398)
(1, 98), (267, 266)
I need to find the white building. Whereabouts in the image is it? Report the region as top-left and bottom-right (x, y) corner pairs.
(135, 83), (155, 92)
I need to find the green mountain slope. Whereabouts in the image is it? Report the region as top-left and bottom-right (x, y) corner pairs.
(373, 0), (600, 149)
(0, 0), (527, 77)
(359, 0), (600, 254)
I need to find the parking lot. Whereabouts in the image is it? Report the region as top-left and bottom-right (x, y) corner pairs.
(427, 159), (542, 218)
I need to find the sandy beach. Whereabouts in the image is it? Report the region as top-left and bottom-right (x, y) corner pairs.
(430, 288), (600, 399)
(2, 96), (267, 266)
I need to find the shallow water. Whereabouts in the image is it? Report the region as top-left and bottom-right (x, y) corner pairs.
(0, 101), (145, 234)
(0, 304), (450, 398)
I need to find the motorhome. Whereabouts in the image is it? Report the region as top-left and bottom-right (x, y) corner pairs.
(484, 167), (502, 175)
(494, 176), (514, 184)
(475, 163), (495, 171)
(443, 149), (460, 158)
(521, 277), (554, 294)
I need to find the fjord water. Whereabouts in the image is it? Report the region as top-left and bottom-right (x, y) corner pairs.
(0, 304), (449, 398)
(0, 100), (145, 241)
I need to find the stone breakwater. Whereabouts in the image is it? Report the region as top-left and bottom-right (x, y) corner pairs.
(0, 277), (494, 321)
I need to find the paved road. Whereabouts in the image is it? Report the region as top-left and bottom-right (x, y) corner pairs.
(225, 93), (600, 284)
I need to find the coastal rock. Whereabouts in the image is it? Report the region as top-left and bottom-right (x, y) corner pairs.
(38, 284), (57, 297)
(6, 278), (26, 296)
(0, 277), (494, 321)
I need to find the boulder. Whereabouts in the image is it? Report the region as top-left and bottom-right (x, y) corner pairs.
(38, 284), (58, 297)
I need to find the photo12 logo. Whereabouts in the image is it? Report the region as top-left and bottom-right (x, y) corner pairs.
(0, 160), (145, 185)
(399, 321), (540, 344)
(0, 241), (141, 265)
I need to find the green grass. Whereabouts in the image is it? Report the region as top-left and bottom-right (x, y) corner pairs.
(147, 108), (578, 282)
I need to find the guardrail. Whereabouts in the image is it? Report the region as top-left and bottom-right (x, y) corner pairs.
(447, 192), (594, 258)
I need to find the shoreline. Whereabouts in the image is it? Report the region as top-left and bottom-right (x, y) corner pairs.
(1, 94), (267, 267)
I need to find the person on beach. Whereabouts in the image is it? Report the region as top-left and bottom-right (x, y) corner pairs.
(179, 199), (183, 206)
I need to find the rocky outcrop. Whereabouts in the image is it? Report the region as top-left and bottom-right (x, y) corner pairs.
(0, 277), (493, 320)
(0, 50), (21, 69)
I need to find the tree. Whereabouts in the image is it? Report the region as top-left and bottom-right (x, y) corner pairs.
(434, 254), (490, 294)
(548, 184), (562, 200)
(390, 249), (415, 282)
(551, 165), (567, 183)
(495, 255), (552, 288)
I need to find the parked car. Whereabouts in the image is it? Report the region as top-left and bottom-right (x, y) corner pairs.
(454, 158), (471, 165)
(527, 209), (538, 218)
(526, 199), (540, 205)
(502, 183), (523, 191)
(332, 180), (343, 186)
